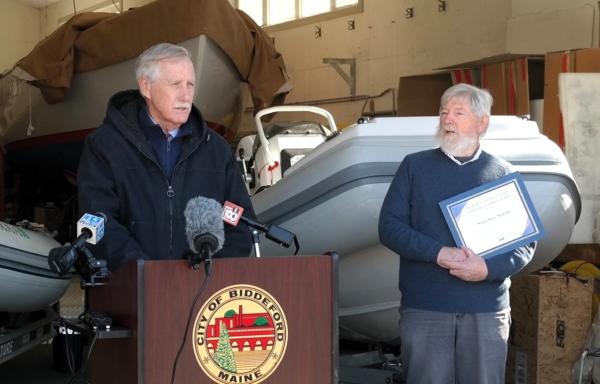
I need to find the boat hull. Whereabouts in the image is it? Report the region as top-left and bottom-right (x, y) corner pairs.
(0, 223), (71, 313)
(250, 116), (581, 344)
(1, 35), (242, 171)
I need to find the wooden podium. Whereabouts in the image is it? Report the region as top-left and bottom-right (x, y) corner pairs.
(87, 255), (338, 383)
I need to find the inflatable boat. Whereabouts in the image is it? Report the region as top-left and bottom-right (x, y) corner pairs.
(0, 222), (71, 313)
(237, 106), (581, 344)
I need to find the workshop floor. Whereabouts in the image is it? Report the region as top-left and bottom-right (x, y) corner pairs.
(0, 279), (86, 384)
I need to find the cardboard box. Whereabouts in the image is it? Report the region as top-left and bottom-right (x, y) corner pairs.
(396, 69), (480, 116)
(34, 204), (62, 231)
(506, 273), (593, 384)
(449, 68), (480, 86)
(543, 49), (600, 150)
(397, 54), (543, 117)
(396, 73), (453, 116)
(441, 54), (544, 116)
(480, 58), (534, 116)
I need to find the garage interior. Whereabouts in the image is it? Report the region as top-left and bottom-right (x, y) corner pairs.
(0, 0), (599, 383)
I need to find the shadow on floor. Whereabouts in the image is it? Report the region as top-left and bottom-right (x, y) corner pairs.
(0, 343), (79, 384)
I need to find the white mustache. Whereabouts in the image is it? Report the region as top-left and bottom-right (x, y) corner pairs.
(174, 103), (191, 109)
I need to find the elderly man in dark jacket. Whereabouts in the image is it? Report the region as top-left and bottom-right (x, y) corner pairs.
(77, 43), (254, 271)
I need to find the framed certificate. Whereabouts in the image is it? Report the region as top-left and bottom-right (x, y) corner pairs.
(439, 172), (544, 258)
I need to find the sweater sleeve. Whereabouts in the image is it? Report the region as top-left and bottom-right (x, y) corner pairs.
(485, 242), (536, 281)
(378, 159), (444, 263)
(77, 133), (148, 271)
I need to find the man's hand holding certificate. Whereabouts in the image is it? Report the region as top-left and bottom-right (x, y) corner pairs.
(439, 172), (545, 259)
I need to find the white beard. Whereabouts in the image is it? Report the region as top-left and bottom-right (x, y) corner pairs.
(436, 125), (479, 157)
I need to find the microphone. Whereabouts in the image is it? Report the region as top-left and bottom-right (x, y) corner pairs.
(184, 196), (225, 273)
(48, 213), (106, 275)
(77, 213), (106, 245)
(222, 201), (297, 250)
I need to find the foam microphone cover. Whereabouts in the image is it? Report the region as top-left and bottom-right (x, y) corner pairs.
(184, 196), (225, 254)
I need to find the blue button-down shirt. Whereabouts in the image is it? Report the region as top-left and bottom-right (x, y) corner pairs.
(139, 108), (192, 181)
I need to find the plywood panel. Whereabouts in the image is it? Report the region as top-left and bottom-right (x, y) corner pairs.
(559, 73), (600, 244)
(506, 6), (593, 54)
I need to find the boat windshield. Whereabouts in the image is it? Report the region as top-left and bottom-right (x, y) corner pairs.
(262, 121), (331, 139)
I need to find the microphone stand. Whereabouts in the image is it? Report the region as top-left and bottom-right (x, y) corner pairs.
(189, 233), (217, 277)
(251, 229), (261, 258)
(76, 247), (109, 288)
(240, 216), (299, 255)
(202, 245), (213, 277)
(188, 251), (203, 271)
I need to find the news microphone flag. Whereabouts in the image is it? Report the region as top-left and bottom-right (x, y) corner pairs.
(77, 213), (105, 245)
(222, 201), (244, 226)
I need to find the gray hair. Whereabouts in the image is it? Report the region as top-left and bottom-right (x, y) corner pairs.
(440, 83), (493, 118)
(135, 43), (192, 82)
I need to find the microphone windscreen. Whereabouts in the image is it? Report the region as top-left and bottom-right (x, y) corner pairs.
(184, 196), (225, 253)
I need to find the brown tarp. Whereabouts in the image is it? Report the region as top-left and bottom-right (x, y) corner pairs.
(9, 0), (290, 111)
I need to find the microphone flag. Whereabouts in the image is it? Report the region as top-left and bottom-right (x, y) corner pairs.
(76, 213), (105, 245)
(222, 201), (244, 226)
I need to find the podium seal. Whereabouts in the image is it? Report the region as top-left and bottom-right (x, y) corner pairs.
(193, 284), (288, 383)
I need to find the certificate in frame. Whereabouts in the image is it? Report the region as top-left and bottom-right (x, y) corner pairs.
(439, 172), (544, 258)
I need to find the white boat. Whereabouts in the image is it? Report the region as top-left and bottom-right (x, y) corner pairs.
(237, 106), (581, 344)
(0, 0), (290, 313)
(0, 222), (71, 313)
(0, 35), (241, 167)
(0, 0), (291, 172)
(0, 35), (246, 173)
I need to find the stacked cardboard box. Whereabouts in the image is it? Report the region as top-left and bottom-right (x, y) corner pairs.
(438, 54), (545, 116)
(506, 273), (593, 384)
(397, 54), (544, 117)
(478, 56), (544, 116)
(397, 49), (600, 150)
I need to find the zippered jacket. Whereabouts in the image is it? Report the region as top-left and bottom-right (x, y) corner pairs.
(78, 90), (254, 271)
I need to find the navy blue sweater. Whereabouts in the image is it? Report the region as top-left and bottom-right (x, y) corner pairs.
(378, 148), (534, 313)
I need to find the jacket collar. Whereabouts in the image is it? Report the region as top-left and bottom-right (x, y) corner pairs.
(106, 90), (207, 149)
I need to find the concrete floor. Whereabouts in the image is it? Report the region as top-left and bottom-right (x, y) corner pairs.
(0, 279), (86, 384)
(0, 343), (77, 384)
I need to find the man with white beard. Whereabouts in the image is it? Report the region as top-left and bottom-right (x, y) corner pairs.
(379, 83), (534, 384)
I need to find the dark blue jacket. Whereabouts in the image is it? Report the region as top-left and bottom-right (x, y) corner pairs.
(77, 90), (254, 271)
